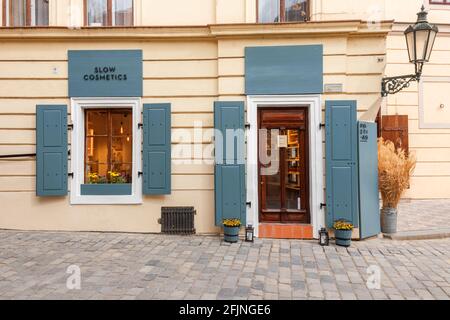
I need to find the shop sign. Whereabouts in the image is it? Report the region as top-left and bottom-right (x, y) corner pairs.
(68, 50), (142, 97)
(277, 135), (288, 148)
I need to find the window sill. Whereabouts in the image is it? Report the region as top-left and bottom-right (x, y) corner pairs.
(80, 184), (132, 196)
(70, 188), (142, 205)
(75, 183), (142, 205)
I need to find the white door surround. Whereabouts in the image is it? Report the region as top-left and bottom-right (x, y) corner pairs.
(246, 95), (324, 239)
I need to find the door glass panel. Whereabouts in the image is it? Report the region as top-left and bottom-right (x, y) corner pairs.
(265, 173), (281, 209)
(263, 129), (281, 210)
(285, 129), (301, 210)
(259, 108), (309, 223)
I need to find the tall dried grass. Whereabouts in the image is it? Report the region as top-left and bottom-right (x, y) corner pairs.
(378, 138), (416, 209)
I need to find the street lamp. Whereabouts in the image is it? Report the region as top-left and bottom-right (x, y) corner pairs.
(381, 6), (438, 97)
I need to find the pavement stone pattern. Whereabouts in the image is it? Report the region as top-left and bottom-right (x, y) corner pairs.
(0, 230), (449, 300)
(397, 200), (450, 232)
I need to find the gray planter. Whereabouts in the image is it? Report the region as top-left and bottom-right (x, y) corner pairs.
(381, 207), (398, 234)
(223, 226), (240, 243)
(335, 229), (352, 247)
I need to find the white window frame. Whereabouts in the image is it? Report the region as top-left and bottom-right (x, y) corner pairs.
(246, 95), (324, 239)
(70, 97), (142, 205)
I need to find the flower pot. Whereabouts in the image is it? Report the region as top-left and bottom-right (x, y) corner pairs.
(335, 229), (352, 247)
(223, 226), (240, 243)
(381, 207), (397, 234)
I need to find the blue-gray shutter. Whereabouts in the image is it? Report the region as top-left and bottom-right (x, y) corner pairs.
(358, 121), (380, 238)
(214, 101), (246, 226)
(325, 100), (359, 228)
(36, 105), (68, 196)
(143, 103), (171, 195)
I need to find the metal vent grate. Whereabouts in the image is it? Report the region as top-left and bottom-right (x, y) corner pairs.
(160, 207), (196, 235)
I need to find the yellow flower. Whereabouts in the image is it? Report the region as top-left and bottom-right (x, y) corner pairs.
(223, 218), (241, 227)
(88, 172), (100, 184)
(333, 220), (354, 230)
(108, 171), (120, 177)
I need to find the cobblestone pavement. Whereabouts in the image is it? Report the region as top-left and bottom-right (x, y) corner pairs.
(397, 199), (450, 232)
(0, 230), (449, 300)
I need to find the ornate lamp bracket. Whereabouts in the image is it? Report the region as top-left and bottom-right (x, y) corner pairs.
(381, 73), (420, 97)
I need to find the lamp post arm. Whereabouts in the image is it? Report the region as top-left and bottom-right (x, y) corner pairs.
(381, 73), (421, 97)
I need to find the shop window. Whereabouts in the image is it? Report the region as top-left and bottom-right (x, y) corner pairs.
(70, 98), (142, 205)
(85, 109), (133, 185)
(258, 0), (309, 23)
(2, 0), (49, 26)
(85, 0), (133, 26)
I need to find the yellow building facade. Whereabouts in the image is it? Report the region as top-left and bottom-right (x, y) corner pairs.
(0, 0), (447, 237)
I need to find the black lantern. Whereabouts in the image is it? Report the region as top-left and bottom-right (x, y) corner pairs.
(382, 6), (438, 97)
(245, 225), (254, 242)
(318, 228), (329, 246)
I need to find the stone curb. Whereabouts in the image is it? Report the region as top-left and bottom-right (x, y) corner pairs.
(383, 228), (450, 240)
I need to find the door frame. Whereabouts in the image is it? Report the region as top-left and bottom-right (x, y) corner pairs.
(246, 95), (324, 238)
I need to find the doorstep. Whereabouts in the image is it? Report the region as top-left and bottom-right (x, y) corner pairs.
(382, 227), (450, 241)
(258, 223), (313, 239)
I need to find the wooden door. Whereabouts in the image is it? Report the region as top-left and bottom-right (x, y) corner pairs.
(258, 108), (310, 224)
(381, 115), (409, 153)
